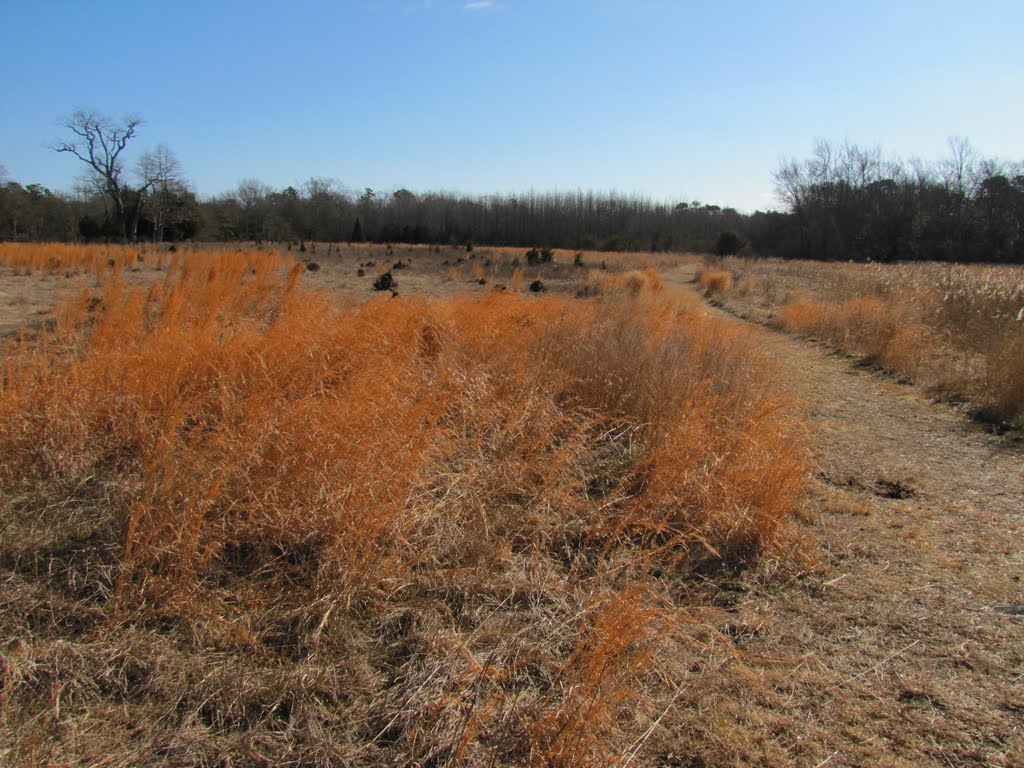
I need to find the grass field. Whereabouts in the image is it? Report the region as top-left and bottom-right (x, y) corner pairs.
(704, 257), (1024, 429)
(0, 244), (808, 766)
(3, 244), (1022, 767)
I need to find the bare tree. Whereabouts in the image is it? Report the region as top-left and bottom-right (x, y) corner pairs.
(942, 136), (979, 258)
(942, 136), (978, 199)
(53, 108), (143, 239)
(136, 144), (184, 241)
(236, 178), (272, 240)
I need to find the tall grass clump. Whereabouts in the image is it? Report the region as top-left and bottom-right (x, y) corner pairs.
(0, 251), (807, 765)
(696, 268), (733, 296)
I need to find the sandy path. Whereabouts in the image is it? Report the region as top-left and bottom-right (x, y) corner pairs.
(656, 266), (1024, 767)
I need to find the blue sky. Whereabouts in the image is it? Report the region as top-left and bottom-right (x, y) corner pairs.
(1, 0), (1022, 212)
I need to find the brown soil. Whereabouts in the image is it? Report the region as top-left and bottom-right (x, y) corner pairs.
(652, 265), (1024, 767)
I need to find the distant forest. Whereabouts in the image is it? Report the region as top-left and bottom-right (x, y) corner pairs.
(2, 124), (1022, 263)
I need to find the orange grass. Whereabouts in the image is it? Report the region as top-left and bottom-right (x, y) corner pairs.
(0, 249), (808, 763)
(532, 590), (665, 767)
(582, 268), (665, 298)
(738, 258), (1024, 427)
(776, 291), (1023, 424)
(0, 242), (147, 276)
(696, 269), (733, 295)
(777, 295), (941, 381)
(2, 260), (803, 590)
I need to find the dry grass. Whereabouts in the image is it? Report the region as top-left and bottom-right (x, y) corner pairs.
(0, 242), (164, 276)
(774, 297), (939, 383)
(695, 269), (733, 296)
(580, 267), (666, 298)
(0, 245), (808, 765)
(719, 257), (1024, 427)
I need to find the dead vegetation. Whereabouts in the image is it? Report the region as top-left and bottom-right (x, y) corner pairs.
(707, 257), (1024, 429)
(695, 269), (733, 296)
(0, 244), (808, 765)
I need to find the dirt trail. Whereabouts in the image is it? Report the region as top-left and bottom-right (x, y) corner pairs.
(658, 266), (1024, 767)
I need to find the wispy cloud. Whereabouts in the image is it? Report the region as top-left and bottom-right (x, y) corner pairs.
(464, 1), (495, 10)
(401, 0), (432, 16)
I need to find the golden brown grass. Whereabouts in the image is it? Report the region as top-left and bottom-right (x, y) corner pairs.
(582, 267), (666, 298)
(0, 242), (158, 275)
(775, 297), (939, 383)
(696, 269), (734, 296)
(721, 257), (1024, 427)
(0, 246), (808, 765)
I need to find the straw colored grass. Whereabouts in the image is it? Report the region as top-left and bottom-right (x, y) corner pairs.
(696, 269), (733, 296)
(0, 247), (807, 765)
(724, 257), (1024, 427)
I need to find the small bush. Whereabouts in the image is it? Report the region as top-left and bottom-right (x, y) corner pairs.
(526, 247), (554, 266)
(715, 231), (746, 256)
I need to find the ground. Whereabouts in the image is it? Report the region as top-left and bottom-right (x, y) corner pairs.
(652, 263), (1023, 767)
(1, 248), (1021, 766)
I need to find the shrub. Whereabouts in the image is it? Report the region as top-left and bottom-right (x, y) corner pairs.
(715, 231), (746, 256)
(526, 247), (554, 266)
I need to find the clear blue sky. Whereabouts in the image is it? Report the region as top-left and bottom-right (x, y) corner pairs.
(2, 0), (1022, 212)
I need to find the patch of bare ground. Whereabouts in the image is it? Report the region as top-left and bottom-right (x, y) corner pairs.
(652, 264), (1023, 767)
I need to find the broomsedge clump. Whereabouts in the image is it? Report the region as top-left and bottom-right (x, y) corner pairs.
(0, 249), (808, 765)
(695, 269), (733, 296)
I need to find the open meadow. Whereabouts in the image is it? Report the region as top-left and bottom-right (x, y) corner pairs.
(5, 1), (1023, 764)
(0, 244), (1021, 767)
(700, 257), (1024, 429)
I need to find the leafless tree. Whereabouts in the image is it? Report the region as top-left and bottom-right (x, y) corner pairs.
(53, 108), (143, 238)
(942, 136), (978, 199)
(236, 178), (272, 240)
(136, 144), (184, 241)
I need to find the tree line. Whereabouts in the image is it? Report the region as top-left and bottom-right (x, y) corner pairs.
(1, 110), (1021, 263)
(773, 138), (1024, 263)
